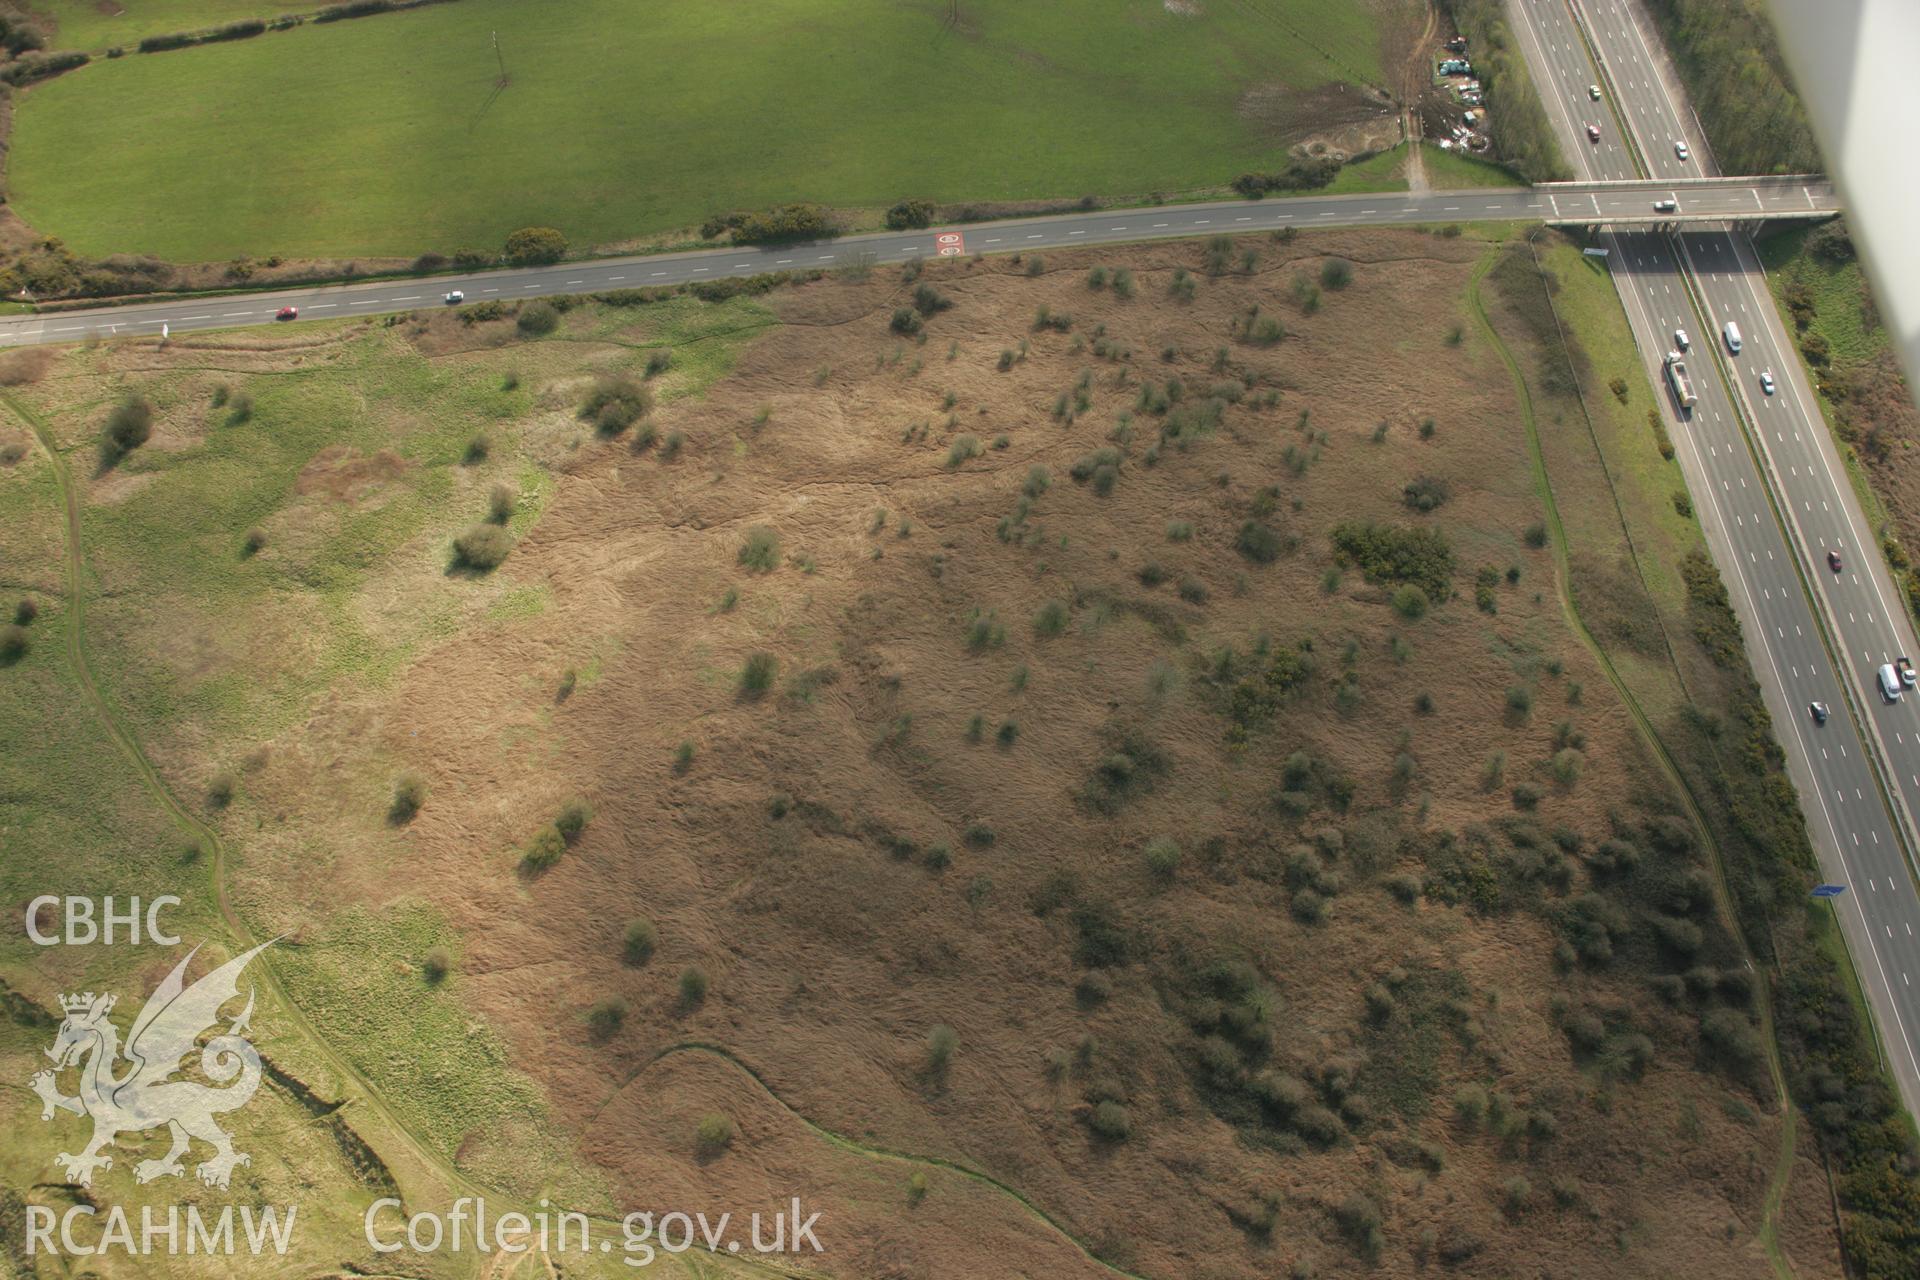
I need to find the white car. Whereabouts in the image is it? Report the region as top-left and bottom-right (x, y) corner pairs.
(1654, 199), (1677, 213)
(443, 290), (465, 305)
(1588, 84), (1601, 100)
(1673, 328), (1690, 351)
(1760, 370), (1775, 395)
(1674, 140), (1690, 161)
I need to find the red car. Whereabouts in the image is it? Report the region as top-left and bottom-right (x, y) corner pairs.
(1827, 549), (1843, 572)
(1585, 123), (1601, 142)
(275, 306), (298, 321)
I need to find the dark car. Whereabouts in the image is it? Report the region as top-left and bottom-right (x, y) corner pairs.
(1827, 549), (1843, 572)
(1810, 702), (1829, 724)
(275, 306), (298, 321)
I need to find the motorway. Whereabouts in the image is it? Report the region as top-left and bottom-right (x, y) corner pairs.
(0, 177), (1833, 349)
(1511, 0), (1920, 1112)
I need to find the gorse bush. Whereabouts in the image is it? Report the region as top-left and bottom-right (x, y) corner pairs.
(695, 1113), (735, 1156)
(516, 300), (559, 335)
(1236, 520), (1284, 564)
(0, 624), (29, 664)
(388, 775), (425, 825)
(556, 798), (593, 843)
(453, 524), (513, 570)
(622, 918), (657, 965)
(503, 226), (567, 266)
(703, 204), (835, 244)
(679, 965), (710, 1008)
(580, 374), (653, 434)
(522, 823), (566, 871)
(886, 199), (936, 230)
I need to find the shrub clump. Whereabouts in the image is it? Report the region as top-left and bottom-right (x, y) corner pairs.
(741, 651), (778, 695)
(104, 395), (154, 455)
(1236, 520), (1285, 564)
(738, 525), (780, 572)
(695, 1113), (735, 1157)
(885, 199), (936, 230)
(702, 204), (835, 244)
(453, 523), (514, 570)
(586, 997), (627, 1039)
(679, 965), (710, 1008)
(580, 373), (653, 434)
(1089, 1100), (1132, 1140)
(622, 918), (657, 965)
(515, 300), (559, 336)
(1330, 521), (1454, 600)
(502, 227), (567, 266)
(521, 823), (567, 871)
(388, 775), (425, 825)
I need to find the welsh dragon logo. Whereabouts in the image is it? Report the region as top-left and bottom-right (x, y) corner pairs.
(30, 940), (274, 1190)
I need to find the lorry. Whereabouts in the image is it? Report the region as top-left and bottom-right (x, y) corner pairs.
(1664, 352), (1697, 412)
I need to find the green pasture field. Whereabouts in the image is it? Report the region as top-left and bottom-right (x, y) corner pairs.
(12, 0), (1396, 262)
(37, 0), (285, 50)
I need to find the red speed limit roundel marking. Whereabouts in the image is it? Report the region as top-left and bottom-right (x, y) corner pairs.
(934, 230), (965, 257)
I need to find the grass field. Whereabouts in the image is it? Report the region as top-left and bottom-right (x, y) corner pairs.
(1421, 143), (1527, 189)
(36, 0), (285, 50)
(13, 0), (1402, 262)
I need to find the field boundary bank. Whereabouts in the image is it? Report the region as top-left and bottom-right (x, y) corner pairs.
(47, 0), (463, 59)
(608, 1041), (1147, 1280)
(1466, 239), (1801, 1279)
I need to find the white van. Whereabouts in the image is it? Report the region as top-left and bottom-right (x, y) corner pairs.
(1879, 663), (1903, 702)
(1723, 321), (1742, 354)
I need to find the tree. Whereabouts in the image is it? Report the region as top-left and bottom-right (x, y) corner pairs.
(502, 226), (567, 266)
(104, 395), (153, 454)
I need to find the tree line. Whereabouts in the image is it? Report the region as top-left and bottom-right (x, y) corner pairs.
(1437, 0), (1572, 183)
(1643, 0), (1821, 175)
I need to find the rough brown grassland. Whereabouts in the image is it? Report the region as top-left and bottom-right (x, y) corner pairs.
(0, 229), (1842, 1278)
